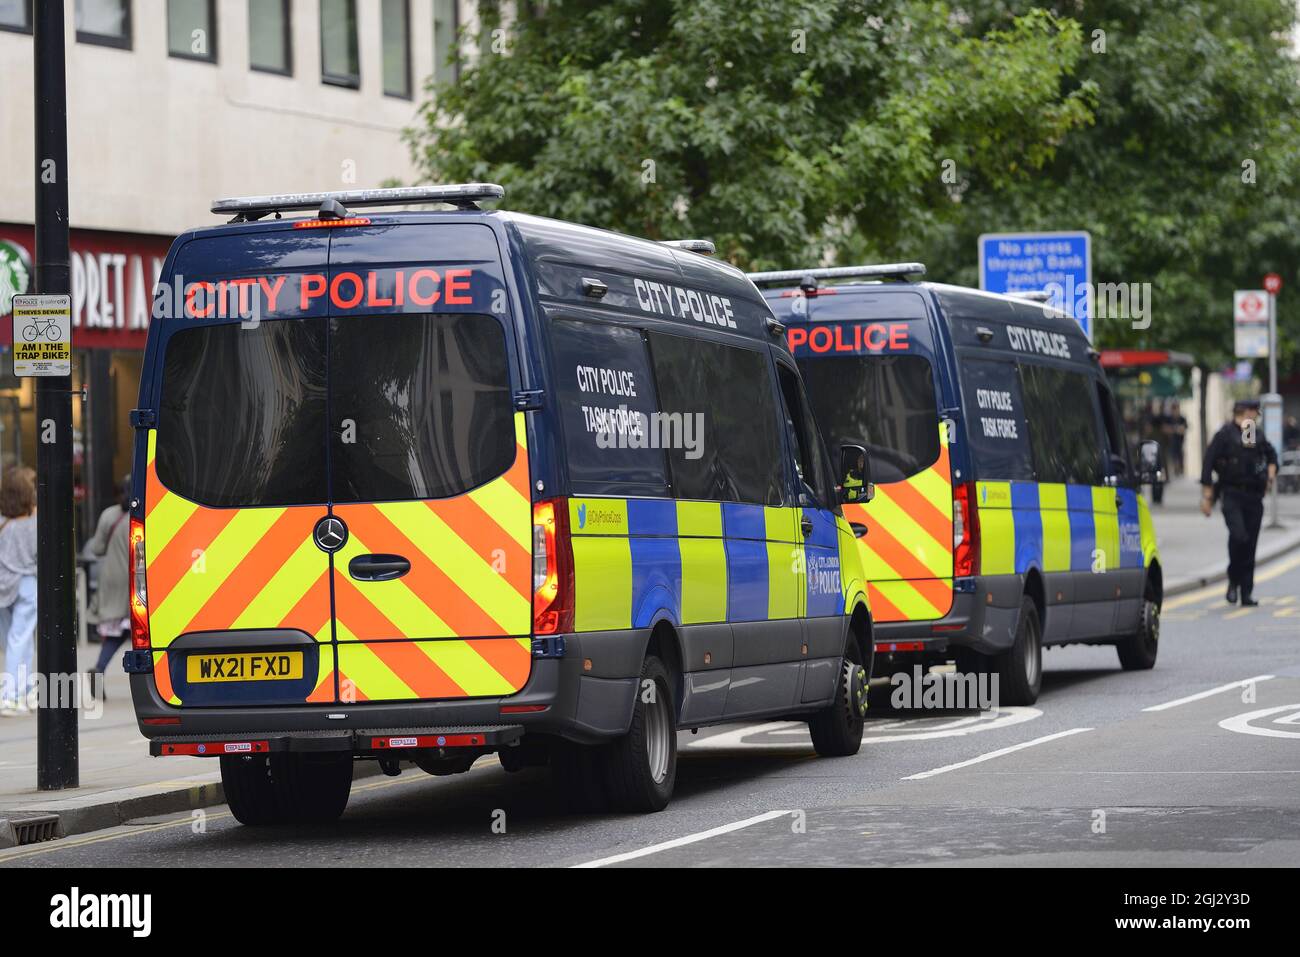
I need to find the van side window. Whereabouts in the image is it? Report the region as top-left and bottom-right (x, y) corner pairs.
(957, 356), (1034, 481)
(157, 320), (329, 507)
(550, 319), (669, 496)
(777, 364), (834, 509)
(799, 354), (939, 485)
(330, 313), (515, 502)
(1096, 380), (1132, 481)
(1019, 362), (1105, 485)
(647, 333), (784, 506)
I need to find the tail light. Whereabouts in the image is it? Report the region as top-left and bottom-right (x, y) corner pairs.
(952, 482), (980, 578)
(532, 499), (574, 635)
(129, 517), (150, 650)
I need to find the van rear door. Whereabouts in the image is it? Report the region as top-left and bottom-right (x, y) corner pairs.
(325, 223), (534, 703)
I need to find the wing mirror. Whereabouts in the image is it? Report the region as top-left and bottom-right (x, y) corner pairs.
(838, 444), (874, 504)
(1138, 439), (1166, 487)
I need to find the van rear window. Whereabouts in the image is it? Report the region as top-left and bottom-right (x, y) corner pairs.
(799, 354), (939, 484)
(156, 313), (513, 508)
(157, 320), (329, 508)
(329, 313), (514, 502)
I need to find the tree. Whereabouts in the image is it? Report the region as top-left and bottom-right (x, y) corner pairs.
(925, 0), (1300, 368)
(406, 0), (1095, 270)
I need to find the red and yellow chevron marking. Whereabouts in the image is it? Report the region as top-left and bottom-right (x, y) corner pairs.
(846, 424), (954, 623)
(144, 433), (334, 707)
(330, 412), (533, 700)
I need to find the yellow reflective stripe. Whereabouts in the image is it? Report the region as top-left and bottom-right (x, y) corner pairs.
(979, 507), (1016, 576)
(572, 535), (632, 631)
(1139, 495), (1158, 567)
(680, 537), (727, 624)
(337, 642), (417, 700)
(907, 464), (954, 514)
(676, 500), (723, 538)
(870, 578), (945, 619)
(1091, 486), (1120, 572)
(230, 535), (327, 635)
(861, 486), (951, 576)
(144, 490), (198, 561)
(764, 506), (799, 543)
(374, 501), (531, 634)
(1037, 483), (1070, 571)
(1038, 483), (1068, 509)
(148, 507), (286, 640)
(766, 542), (800, 619)
(335, 528), (455, 639)
(417, 640), (516, 696)
(467, 478), (531, 551)
(569, 498), (629, 536)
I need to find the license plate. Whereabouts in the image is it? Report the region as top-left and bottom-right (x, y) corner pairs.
(186, 652), (304, 683)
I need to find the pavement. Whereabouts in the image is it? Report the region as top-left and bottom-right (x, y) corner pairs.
(0, 477), (1298, 854)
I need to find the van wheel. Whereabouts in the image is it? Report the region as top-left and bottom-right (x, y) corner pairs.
(601, 655), (677, 812)
(994, 597), (1042, 706)
(809, 643), (867, 757)
(221, 752), (353, 826)
(1116, 598), (1160, 671)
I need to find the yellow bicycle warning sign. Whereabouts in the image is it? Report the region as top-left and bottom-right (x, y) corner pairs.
(11, 293), (71, 377)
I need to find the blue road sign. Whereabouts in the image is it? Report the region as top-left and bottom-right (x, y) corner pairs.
(978, 231), (1092, 339)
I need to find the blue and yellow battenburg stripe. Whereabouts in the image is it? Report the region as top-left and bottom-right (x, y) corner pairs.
(567, 498), (856, 631)
(974, 481), (1158, 575)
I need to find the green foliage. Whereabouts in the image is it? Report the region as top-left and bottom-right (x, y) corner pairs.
(406, 0), (1094, 269)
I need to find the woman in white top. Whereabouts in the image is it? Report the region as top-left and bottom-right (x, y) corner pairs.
(0, 467), (38, 716)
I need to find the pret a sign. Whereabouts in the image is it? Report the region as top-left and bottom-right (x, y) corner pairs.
(12, 294), (72, 376)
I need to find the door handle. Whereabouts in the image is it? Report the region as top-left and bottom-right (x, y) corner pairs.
(348, 554), (411, 582)
(800, 516), (814, 537)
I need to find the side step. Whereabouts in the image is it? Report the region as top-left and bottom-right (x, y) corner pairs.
(151, 725), (524, 757)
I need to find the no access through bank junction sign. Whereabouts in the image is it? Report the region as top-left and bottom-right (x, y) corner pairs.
(11, 294), (72, 376)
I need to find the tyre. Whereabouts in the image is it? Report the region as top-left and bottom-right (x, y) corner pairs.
(220, 752), (353, 826)
(1116, 597), (1160, 671)
(21, 325), (37, 341)
(600, 654), (677, 812)
(992, 597), (1042, 706)
(809, 641), (867, 757)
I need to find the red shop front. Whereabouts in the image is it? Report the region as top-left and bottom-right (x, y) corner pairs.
(0, 223), (173, 542)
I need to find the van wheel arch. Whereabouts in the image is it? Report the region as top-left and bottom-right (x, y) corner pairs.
(848, 602), (873, 676)
(1022, 568), (1046, 631)
(1145, 560), (1164, 608)
(644, 619), (684, 724)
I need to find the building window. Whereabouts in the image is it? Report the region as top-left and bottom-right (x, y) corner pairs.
(381, 0), (411, 98)
(0, 0), (32, 35)
(320, 0), (359, 88)
(432, 0), (458, 84)
(248, 0), (291, 75)
(74, 0), (132, 49)
(167, 0), (216, 62)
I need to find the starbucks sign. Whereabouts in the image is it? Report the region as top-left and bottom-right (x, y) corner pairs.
(0, 240), (32, 318)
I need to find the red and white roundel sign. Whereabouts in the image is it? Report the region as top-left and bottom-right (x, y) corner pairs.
(1263, 272), (1283, 295)
(1234, 290), (1268, 324)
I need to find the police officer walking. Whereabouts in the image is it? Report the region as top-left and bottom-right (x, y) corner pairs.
(1200, 399), (1278, 606)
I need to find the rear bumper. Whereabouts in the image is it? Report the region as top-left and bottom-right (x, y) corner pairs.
(131, 628), (650, 749)
(871, 575), (1023, 667)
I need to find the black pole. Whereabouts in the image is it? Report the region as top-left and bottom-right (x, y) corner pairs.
(34, 0), (78, 790)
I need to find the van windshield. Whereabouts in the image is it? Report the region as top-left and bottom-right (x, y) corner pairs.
(156, 314), (514, 508)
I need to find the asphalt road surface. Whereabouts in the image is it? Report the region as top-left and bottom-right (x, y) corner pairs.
(6, 552), (1300, 869)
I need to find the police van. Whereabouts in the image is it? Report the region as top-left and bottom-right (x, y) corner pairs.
(750, 264), (1164, 706)
(126, 185), (873, 824)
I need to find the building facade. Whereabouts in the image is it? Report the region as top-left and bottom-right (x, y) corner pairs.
(0, 0), (474, 535)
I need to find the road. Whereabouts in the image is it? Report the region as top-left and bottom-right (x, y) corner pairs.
(5, 551), (1299, 869)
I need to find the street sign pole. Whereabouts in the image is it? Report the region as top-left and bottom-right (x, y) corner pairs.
(1267, 290), (1280, 528)
(33, 0), (78, 789)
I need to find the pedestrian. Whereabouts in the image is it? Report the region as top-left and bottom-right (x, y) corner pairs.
(86, 476), (132, 698)
(1201, 399), (1279, 606)
(1284, 415), (1300, 451)
(0, 467), (38, 716)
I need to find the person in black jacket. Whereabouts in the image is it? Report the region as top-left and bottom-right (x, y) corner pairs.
(1200, 399), (1278, 605)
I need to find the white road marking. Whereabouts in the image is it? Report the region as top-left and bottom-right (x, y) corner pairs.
(902, 728), (1093, 781)
(1219, 704), (1300, 739)
(572, 809), (794, 868)
(1142, 675), (1276, 712)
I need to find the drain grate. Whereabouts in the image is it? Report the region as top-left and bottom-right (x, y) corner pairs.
(13, 814), (60, 846)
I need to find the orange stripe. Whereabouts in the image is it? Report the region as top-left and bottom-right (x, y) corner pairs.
(145, 460), (165, 517)
(333, 574), (406, 641)
(180, 510), (321, 633)
(147, 506), (239, 608)
(931, 445), (951, 478)
(429, 495), (530, 602)
(876, 480), (951, 552)
(502, 443), (530, 501)
(355, 641), (466, 699)
(336, 669), (369, 703)
(306, 670), (335, 703)
(339, 504), (505, 638)
(862, 518), (941, 582)
(465, 638), (531, 690)
(280, 570), (332, 634)
(866, 584), (907, 623)
(910, 578), (954, 615)
(153, 651), (176, 702)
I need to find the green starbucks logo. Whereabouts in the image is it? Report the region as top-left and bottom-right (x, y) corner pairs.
(0, 241), (32, 318)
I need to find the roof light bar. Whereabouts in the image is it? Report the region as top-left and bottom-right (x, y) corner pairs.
(746, 262), (926, 285)
(1006, 289), (1052, 302)
(211, 184), (505, 218)
(661, 239), (716, 255)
